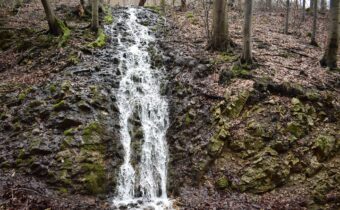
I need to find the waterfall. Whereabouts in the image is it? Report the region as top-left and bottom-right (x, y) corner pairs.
(107, 8), (171, 210)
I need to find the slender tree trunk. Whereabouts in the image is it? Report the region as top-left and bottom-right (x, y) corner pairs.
(160, 0), (165, 14)
(181, 0), (186, 11)
(284, 0), (290, 34)
(139, 0), (146, 6)
(238, 0), (243, 11)
(310, 0), (314, 10)
(41, 0), (62, 35)
(311, 0), (318, 46)
(242, 0), (253, 64)
(302, 0), (306, 21)
(266, 0), (272, 11)
(320, 0), (327, 13)
(209, 0), (228, 50)
(91, 0), (99, 32)
(80, 0), (85, 8)
(320, 0), (339, 69)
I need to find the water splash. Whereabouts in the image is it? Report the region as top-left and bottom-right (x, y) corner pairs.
(107, 8), (171, 210)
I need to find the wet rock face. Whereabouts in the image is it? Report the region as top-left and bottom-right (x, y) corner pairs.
(0, 79), (122, 196)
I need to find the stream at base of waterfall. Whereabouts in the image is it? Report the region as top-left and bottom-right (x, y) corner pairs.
(106, 8), (172, 210)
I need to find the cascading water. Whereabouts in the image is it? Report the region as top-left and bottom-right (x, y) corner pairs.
(106, 8), (172, 209)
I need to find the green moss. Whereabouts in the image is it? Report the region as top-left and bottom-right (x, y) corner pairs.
(185, 113), (192, 125)
(18, 148), (25, 159)
(61, 137), (74, 150)
(216, 176), (229, 189)
(313, 135), (337, 160)
(64, 128), (75, 136)
(82, 122), (103, 145)
(16, 157), (34, 167)
(83, 122), (101, 136)
(53, 100), (68, 111)
(104, 7), (113, 24)
(87, 29), (107, 48)
(145, 6), (162, 14)
(214, 52), (237, 64)
(67, 54), (80, 65)
(231, 64), (251, 77)
(50, 84), (57, 93)
(59, 169), (72, 185)
(29, 138), (41, 151)
(18, 87), (33, 101)
(61, 80), (71, 92)
(247, 121), (265, 137)
(81, 163), (106, 194)
(57, 19), (71, 47)
(58, 187), (68, 194)
(225, 91), (250, 119)
(286, 121), (305, 138)
(28, 100), (43, 108)
(186, 12), (194, 18)
(208, 137), (225, 157)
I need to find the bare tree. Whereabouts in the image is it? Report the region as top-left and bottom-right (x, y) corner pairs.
(139, 0), (146, 6)
(266, 0), (272, 11)
(311, 0), (318, 46)
(302, 0), (306, 21)
(181, 0), (187, 11)
(160, 0), (165, 14)
(91, 0), (99, 32)
(320, 0), (339, 69)
(284, 0), (290, 34)
(201, 0), (212, 41)
(209, 0), (228, 50)
(310, 0), (314, 10)
(241, 0), (253, 64)
(320, 0), (327, 13)
(41, 0), (62, 35)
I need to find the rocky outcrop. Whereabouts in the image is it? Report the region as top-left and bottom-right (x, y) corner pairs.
(162, 26), (340, 209)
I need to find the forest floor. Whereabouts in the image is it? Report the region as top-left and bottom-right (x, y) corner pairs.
(166, 4), (340, 95)
(0, 1), (339, 91)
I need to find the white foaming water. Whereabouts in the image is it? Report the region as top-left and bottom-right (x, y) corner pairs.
(107, 8), (172, 210)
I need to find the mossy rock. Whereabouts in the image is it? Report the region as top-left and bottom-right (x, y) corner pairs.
(286, 121), (306, 138)
(228, 91), (249, 118)
(81, 163), (107, 194)
(53, 100), (69, 111)
(236, 150), (290, 193)
(87, 29), (107, 48)
(208, 137), (225, 157)
(82, 122), (103, 144)
(216, 176), (230, 189)
(313, 134), (338, 161)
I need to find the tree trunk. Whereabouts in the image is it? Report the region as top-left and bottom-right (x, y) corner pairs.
(139, 0), (146, 6)
(238, 0), (243, 11)
(181, 0), (186, 11)
(266, 0), (272, 11)
(91, 0), (99, 32)
(284, 0), (290, 34)
(209, 0), (228, 50)
(320, 0), (327, 13)
(241, 0), (253, 64)
(311, 0), (318, 46)
(41, 0), (62, 35)
(310, 0), (314, 10)
(160, 0), (165, 14)
(320, 0), (339, 69)
(302, 0), (306, 21)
